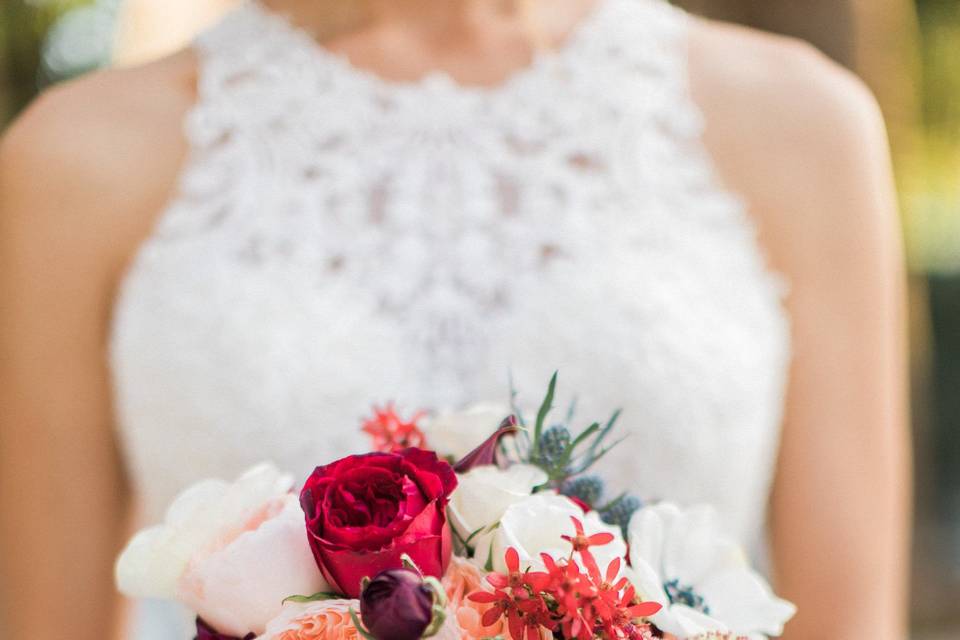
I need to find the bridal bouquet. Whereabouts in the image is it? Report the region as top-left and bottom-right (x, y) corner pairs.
(116, 375), (795, 640)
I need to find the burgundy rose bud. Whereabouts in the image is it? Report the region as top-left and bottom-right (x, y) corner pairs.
(453, 415), (520, 473)
(359, 568), (439, 640)
(194, 618), (255, 640)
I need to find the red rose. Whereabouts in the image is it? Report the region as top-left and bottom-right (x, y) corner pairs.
(300, 448), (457, 598)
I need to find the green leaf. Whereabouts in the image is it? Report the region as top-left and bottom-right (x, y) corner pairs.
(422, 603), (448, 638)
(587, 409), (622, 459)
(282, 591), (341, 604)
(605, 408), (622, 432)
(508, 371), (527, 428)
(511, 431), (526, 462)
(463, 525), (488, 546)
(570, 422), (601, 450)
(349, 608), (378, 640)
(572, 434), (629, 474)
(533, 372), (558, 451)
(484, 538), (496, 572)
(555, 421), (601, 478)
(565, 396), (579, 424)
(423, 575), (448, 610)
(532, 480), (552, 493)
(599, 492), (627, 512)
(449, 520), (470, 554)
(450, 522), (490, 557)
(400, 553), (423, 575)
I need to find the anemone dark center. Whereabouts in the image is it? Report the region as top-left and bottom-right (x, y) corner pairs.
(663, 579), (710, 615)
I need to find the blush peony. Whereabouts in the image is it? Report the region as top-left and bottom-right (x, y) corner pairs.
(116, 464), (328, 637)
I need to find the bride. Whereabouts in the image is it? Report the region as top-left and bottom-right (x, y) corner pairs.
(0, 0), (910, 638)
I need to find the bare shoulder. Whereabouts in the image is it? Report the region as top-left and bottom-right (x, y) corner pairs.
(0, 51), (196, 273)
(685, 17), (897, 279)
(687, 18), (884, 150)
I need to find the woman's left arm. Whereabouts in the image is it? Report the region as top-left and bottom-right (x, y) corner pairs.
(689, 22), (912, 639)
(768, 75), (911, 640)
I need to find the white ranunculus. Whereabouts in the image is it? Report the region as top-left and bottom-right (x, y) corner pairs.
(448, 464), (547, 543)
(476, 492), (627, 574)
(627, 503), (796, 639)
(420, 403), (511, 461)
(116, 463), (329, 637)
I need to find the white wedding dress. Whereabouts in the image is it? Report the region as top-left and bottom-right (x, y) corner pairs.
(110, 0), (790, 636)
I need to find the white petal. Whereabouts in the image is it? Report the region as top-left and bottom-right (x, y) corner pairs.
(491, 493), (626, 573)
(626, 502), (793, 638)
(493, 494), (576, 570)
(216, 463), (295, 527)
(468, 528), (497, 571)
(622, 560), (668, 606)
(115, 526), (175, 598)
(115, 463), (293, 601)
(177, 495), (328, 636)
(628, 504), (669, 574)
(660, 506), (730, 586)
(656, 604), (728, 638)
(448, 464), (546, 538)
(116, 479), (233, 598)
(670, 536), (744, 590)
(421, 403), (511, 460)
(165, 480), (228, 527)
(697, 567), (796, 636)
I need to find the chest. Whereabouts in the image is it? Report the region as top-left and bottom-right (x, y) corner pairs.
(129, 94), (781, 397)
(112, 126), (788, 505)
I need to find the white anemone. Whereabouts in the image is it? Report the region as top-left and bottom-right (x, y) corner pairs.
(448, 464), (547, 544)
(420, 403), (512, 460)
(627, 503), (796, 639)
(477, 492), (627, 574)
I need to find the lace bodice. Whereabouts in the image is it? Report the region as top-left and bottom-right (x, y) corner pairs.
(111, 0), (790, 601)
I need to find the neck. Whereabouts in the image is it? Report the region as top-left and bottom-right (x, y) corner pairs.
(263, 0), (535, 42)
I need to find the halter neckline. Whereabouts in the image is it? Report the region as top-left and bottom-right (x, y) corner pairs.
(245, 0), (616, 96)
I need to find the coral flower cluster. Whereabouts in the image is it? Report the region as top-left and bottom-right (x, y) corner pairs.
(469, 517), (662, 640)
(361, 405), (427, 452)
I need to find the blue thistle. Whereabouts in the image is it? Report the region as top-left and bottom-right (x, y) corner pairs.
(537, 424), (571, 466)
(600, 494), (642, 534)
(561, 475), (605, 507)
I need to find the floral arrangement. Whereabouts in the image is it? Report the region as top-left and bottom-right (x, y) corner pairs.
(116, 375), (795, 640)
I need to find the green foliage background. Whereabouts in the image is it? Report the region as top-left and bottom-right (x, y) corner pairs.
(1, 2), (76, 118)
(902, 1), (960, 273)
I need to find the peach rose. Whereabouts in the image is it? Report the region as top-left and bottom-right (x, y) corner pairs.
(258, 599), (361, 640)
(441, 557), (505, 640)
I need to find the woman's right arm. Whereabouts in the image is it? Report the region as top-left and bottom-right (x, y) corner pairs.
(0, 60), (192, 639)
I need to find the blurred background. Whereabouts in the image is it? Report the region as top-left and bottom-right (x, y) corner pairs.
(0, 0), (957, 637)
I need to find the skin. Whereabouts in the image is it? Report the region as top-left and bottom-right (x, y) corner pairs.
(112, 0), (240, 67)
(0, 0), (910, 638)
